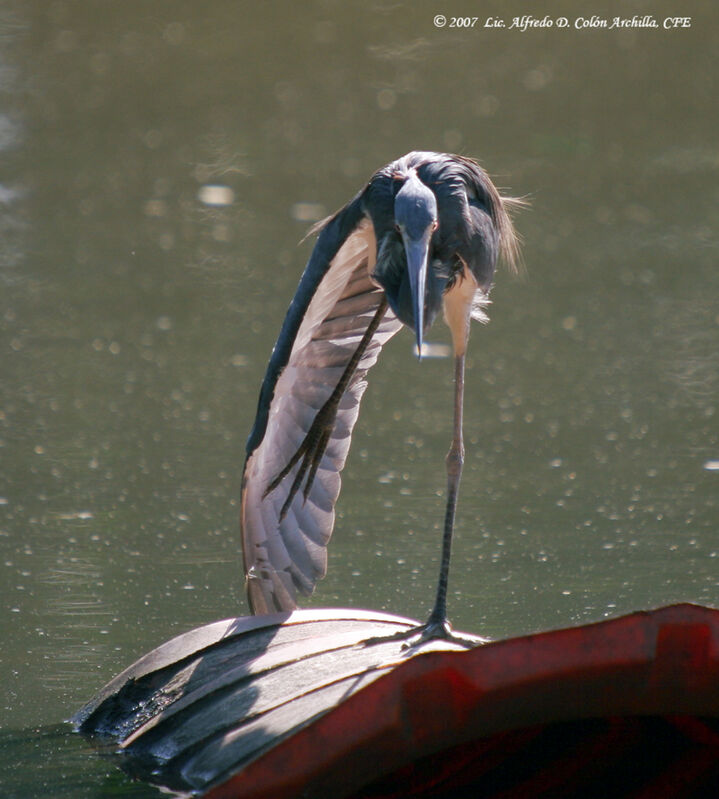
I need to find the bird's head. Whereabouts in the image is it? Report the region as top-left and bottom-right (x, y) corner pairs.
(394, 173), (438, 357)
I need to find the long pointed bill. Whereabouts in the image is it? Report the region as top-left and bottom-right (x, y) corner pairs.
(403, 234), (431, 359)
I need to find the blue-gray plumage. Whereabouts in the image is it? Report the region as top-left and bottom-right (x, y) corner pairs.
(241, 151), (521, 641)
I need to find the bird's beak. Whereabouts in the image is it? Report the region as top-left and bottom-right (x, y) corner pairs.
(402, 232), (431, 359)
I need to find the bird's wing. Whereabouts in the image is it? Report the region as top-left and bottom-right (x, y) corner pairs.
(241, 207), (402, 614)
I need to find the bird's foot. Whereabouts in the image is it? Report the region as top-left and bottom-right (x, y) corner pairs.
(401, 616), (487, 651)
(263, 399), (338, 520)
(361, 617), (487, 651)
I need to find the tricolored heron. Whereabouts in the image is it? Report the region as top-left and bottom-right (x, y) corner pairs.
(241, 151), (521, 642)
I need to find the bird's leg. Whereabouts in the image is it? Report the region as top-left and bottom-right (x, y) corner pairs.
(397, 276), (487, 650)
(422, 351), (466, 639)
(264, 296), (389, 520)
(361, 347), (484, 652)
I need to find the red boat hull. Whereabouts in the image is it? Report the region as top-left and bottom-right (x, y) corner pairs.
(75, 604), (719, 798)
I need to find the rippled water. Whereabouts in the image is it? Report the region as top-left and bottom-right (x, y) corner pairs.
(1, 2), (717, 794)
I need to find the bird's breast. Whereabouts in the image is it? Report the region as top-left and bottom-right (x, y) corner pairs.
(442, 260), (478, 356)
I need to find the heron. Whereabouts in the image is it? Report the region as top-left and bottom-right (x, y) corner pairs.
(241, 151), (521, 643)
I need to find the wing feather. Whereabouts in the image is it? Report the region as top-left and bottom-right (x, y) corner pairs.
(242, 213), (402, 614)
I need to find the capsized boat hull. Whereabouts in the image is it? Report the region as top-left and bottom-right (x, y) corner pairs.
(74, 604), (719, 798)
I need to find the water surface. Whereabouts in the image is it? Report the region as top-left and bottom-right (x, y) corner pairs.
(1, 1), (717, 794)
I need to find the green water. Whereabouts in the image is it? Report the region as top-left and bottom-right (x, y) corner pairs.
(1, 1), (717, 794)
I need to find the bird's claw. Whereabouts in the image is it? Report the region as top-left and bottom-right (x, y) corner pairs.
(400, 617), (486, 650)
(361, 618), (487, 651)
(263, 402), (338, 520)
